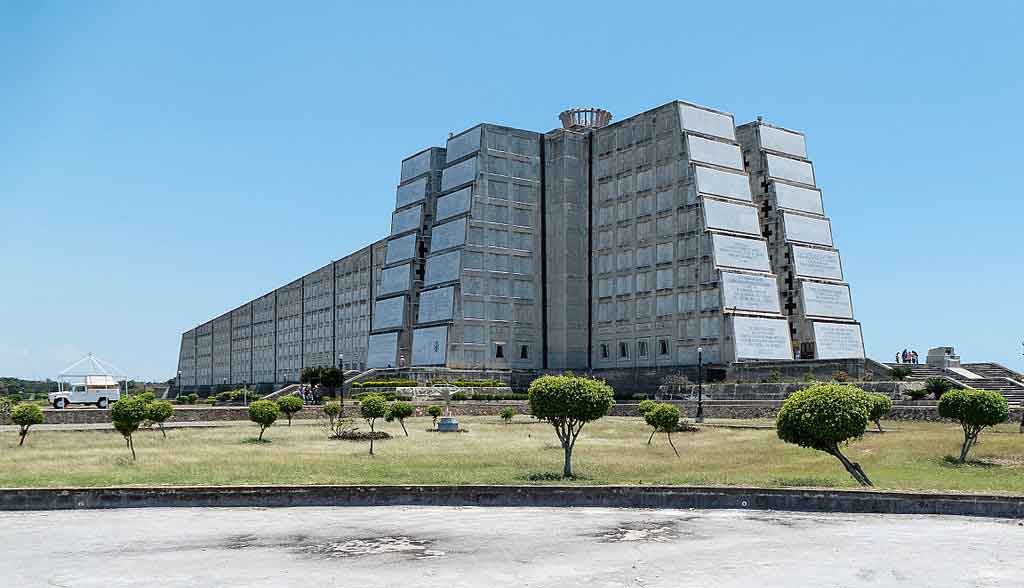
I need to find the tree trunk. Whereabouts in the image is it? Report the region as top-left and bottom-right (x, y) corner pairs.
(160, 424), (167, 439)
(287, 415), (292, 427)
(959, 434), (975, 463)
(18, 427), (27, 446)
(874, 419), (884, 433)
(647, 430), (655, 445)
(562, 443), (573, 478)
(258, 426), (265, 442)
(369, 422), (375, 455)
(400, 420), (408, 436)
(667, 432), (679, 457)
(829, 446), (872, 487)
(129, 436), (136, 461)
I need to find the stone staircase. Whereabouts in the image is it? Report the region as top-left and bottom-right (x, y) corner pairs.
(886, 362), (1024, 405)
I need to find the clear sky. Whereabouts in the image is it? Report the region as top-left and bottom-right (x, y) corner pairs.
(1, 1), (1022, 381)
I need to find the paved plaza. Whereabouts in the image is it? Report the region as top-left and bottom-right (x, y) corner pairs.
(2, 506), (1020, 587)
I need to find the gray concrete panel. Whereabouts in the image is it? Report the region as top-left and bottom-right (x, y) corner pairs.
(424, 250), (461, 286)
(372, 296), (405, 330)
(396, 177), (428, 208)
(441, 158), (478, 191)
(774, 182), (824, 215)
(378, 264), (411, 296)
(446, 127), (482, 162)
(687, 136), (743, 170)
(760, 125), (807, 158)
(385, 234), (417, 264)
(400, 151), (431, 182)
(391, 205), (422, 235)
(436, 186), (472, 221)
(430, 217), (467, 253)
(366, 332), (399, 368)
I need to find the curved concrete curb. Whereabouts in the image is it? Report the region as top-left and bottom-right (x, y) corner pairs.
(1, 485), (1021, 518)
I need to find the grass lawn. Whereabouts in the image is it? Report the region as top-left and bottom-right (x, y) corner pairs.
(1, 416), (1022, 493)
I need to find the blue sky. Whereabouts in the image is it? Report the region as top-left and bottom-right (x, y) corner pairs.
(1, 1), (1022, 380)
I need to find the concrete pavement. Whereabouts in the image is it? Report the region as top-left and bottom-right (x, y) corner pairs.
(2, 506), (1020, 587)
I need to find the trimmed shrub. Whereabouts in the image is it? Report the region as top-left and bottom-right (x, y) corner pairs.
(450, 391), (468, 401)
(889, 366), (912, 381)
(906, 387), (929, 400)
(11, 403), (44, 447)
(323, 400), (342, 428)
(350, 379), (419, 389)
(133, 391), (156, 404)
(248, 400), (279, 442)
(500, 407), (515, 424)
(385, 401), (414, 436)
(276, 395), (304, 426)
(636, 399), (656, 417)
(111, 396), (148, 459)
(144, 400), (174, 439)
(776, 383), (873, 486)
(644, 403), (682, 456)
(359, 395), (389, 454)
(925, 377), (956, 400)
(832, 370), (849, 383)
(427, 405), (443, 429)
(938, 389), (1009, 463)
(867, 394), (893, 433)
(528, 375), (615, 478)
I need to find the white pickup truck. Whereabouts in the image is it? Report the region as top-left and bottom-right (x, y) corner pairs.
(48, 375), (122, 409)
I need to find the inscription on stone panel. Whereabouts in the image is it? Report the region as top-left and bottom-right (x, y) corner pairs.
(711, 234), (771, 271)
(703, 199), (761, 236)
(766, 154), (815, 185)
(687, 136), (744, 170)
(694, 165), (752, 202)
(732, 316), (793, 360)
(784, 213), (833, 246)
(366, 332), (399, 368)
(721, 272), (780, 313)
(372, 296), (405, 330)
(791, 245), (843, 280)
(436, 186), (472, 221)
(802, 282), (853, 318)
(418, 287), (455, 323)
(430, 217), (467, 253)
(378, 264), (411, 295)
(395, 177), (427, 208)
(773, 182), (823, 215)
(678, 103), (736, 140)
(385, 234), (417, 264)
(813, 322), (865, 359)
(424, 250), (462, 286)
(412, 326), (448, 366)
(759, 125), (807, 158)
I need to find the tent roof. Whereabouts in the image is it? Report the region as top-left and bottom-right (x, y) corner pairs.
(59, 354), (128, 379)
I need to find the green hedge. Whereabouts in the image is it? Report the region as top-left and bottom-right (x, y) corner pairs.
(450, 392), (527, 401)
(350, 380), (419, 389)
(352, 391), (413, 402)
(429, 380), (505, 388)
(351, 379), (508, 389)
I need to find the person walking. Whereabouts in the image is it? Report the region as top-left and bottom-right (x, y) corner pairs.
(895, 352), (901, 364)
(912, 350), (919, 364)
(902, 349), (908, 363)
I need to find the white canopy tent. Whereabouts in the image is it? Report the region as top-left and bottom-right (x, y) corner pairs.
(57, 354), (130, 394)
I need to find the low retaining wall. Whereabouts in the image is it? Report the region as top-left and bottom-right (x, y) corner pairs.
(0, 485), (1020, 518)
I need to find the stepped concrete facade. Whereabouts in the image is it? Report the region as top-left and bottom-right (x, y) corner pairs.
(175, 100), (866, 393)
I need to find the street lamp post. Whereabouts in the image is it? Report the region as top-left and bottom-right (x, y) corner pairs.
(242, 378), (248, 406)
(338, 353), (345, 401)
(696, 346), (704, 423)
(177, 371), (182, 399)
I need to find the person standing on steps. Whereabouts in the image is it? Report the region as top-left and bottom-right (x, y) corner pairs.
(895, 352), (901, 364)
(902, 349), (908, 364)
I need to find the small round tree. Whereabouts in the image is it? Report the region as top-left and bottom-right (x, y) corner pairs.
(528, 374), (615, 478)
(426, 405), (443, 429)
(867, 394), (893, 433)
(636, 399), (656, 417)
(277, 395), (303, 426)
(248, 399), (279, 442)
(111, 396), (148, 459)
(776, 383), (873, 486)
(144, 400), (175, 439)
(500, 407), (515, 425)
(11, 404), (43, 447)
(385, 401), (414, 436)
(360, 394), (388, 455)
(938, 388), (1009, 463)
(644, 403), (681, 457)
(322, 400), (342, 431)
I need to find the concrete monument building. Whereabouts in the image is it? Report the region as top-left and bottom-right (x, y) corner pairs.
(175, 99), (864, 393)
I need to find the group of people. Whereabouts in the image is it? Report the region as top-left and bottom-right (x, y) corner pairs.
(297, 384), (321, 405)
(894, 349), (919, 364)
